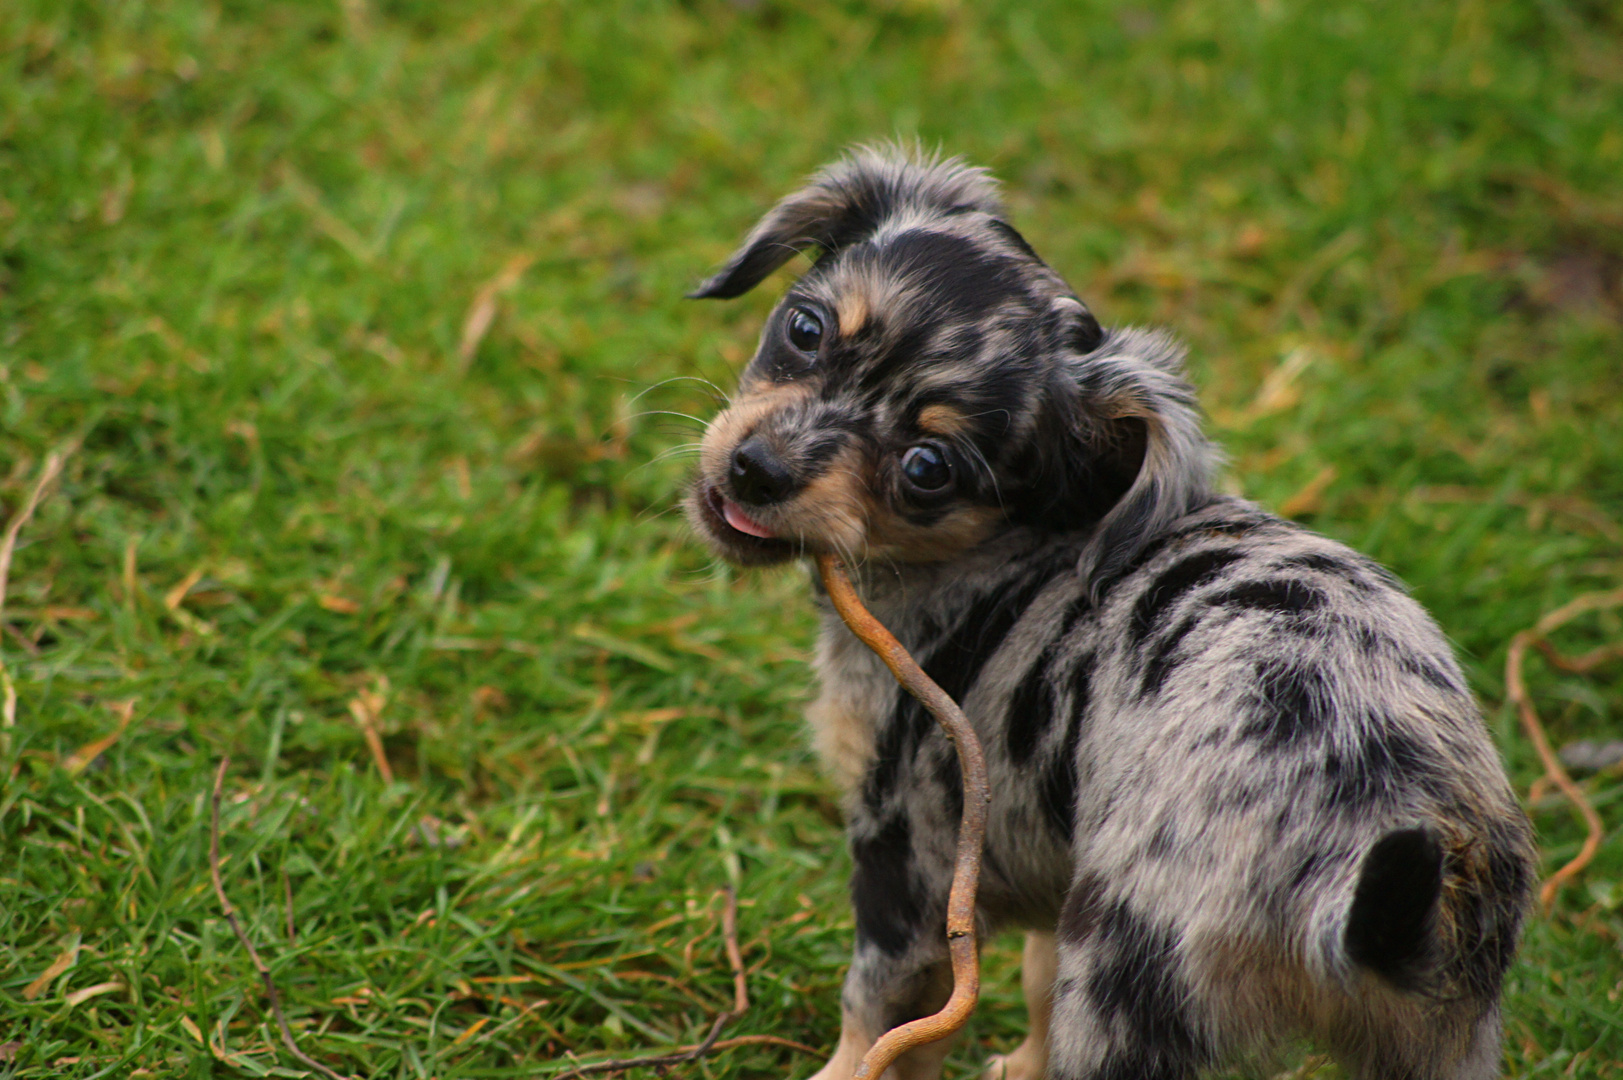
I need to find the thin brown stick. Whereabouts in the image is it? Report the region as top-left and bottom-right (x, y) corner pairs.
(551, 1035), (820, 1078)
(1533, 637), (1623, 675)
(552, 887), (749, 1080)
(210, 758), (348, 1080)
(699, 1034), (820, 1055)
(283, 864), (297, 945)
(0, 445), (76, 755)
(816, 554), (988, 1080)
(0, 447), (73, 626)
(1505, 587), (1623, 911)
(347, 682), (395, 783)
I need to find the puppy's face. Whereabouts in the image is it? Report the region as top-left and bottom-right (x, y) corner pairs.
(687, 151), (1147, 567)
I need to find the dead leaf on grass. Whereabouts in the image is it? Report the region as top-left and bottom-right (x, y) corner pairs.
(317, 593), (361, 614)
(22, 936), (80, 1001)
(64, 981), (125, 1007)
(348, 678), (394, 783)
(62, 698), (136, 776)
(1278, 466), (1339, 518)
(458, 253), (536, 370)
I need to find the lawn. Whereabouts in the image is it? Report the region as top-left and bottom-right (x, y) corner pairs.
(1, 1), (1620, 1077)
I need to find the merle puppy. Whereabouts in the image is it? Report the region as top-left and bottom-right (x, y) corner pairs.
(684, 147), (1535, 1080)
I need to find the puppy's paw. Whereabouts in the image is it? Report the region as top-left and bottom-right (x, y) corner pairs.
(981, 1041), (1045, 1080)
(807, 1059), (857, 1080)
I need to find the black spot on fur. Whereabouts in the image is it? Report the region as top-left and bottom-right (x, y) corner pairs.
(1005, 657), (1057, 766)
(1401, 654), (1461, 694)
(1086, 901), (1206, 1068)
(1039, 656), (1092, 842)
(1288, 850), (1329, 890)
(925, 550), (1075, 703)
(1088, 529), (1180, 604)
(1057, 872), (1105, 943)
(1203, 780), (1263, 816)
(1323, 725), (1444, 809)
(1345, 828), (1443, 989)
(1084, 1052), (1198, 1080)
(1130, 548), (1247, 645)
(692, 153), (1008, 299)
(863, 694), (932, 815)
(1147, 819), (1178, 858)
(1006, 595), (1092, 765)
(850, 814), (923, 956)
(880, 229), (1027, 323)
(1278, 552), (1352, 574)
(934, 743), (962, 822)
(848, 318), (939, 398)
(1207, 578), (1326, 618)
(1139, 610), (1202, 697)
(1275, 551), (1377, 592)
(795, 413), (864, 471)
(1239, 659), (1334, 749)
(864, 550), (1074, 812)
(1355, 625), (1387, 656)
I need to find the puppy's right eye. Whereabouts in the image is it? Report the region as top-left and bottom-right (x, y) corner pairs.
(901, 443), (954, 495)
(786, 308), (823, 354)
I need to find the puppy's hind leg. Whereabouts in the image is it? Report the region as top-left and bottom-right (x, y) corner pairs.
(1045, 876), (1211, 1080)
(982, 931), (1057, 1080)
(809, 946), (957, 1080)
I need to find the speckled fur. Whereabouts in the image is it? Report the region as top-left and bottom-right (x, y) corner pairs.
(684, 146), (1535, 1080)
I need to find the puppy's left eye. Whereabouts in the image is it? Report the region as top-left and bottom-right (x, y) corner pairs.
(901, 443), (954, 494)
(786, 308), (824, 353)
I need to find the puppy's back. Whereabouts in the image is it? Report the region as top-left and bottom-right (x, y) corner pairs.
(1036, 494), (1533, 1072)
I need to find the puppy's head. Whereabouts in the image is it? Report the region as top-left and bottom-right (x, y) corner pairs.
(686, 145), (1214, 584)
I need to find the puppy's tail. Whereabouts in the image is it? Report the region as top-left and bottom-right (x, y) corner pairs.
(1343, 828), (1444, 990)
(1337, 823), (1533, 998)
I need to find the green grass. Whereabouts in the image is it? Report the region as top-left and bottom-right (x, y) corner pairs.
(2, 0), (1621, 1076)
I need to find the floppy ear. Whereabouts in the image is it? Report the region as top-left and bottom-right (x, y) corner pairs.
(689, 144), (1004, 300)
(1052, 325), (1219, 599)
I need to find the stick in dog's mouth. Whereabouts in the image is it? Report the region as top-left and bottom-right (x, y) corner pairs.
(813, 553), (988, 1080)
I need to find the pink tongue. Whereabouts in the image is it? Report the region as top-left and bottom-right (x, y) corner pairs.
(723, 500), (775, 539)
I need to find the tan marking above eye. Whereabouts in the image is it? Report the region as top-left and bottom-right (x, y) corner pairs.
(837, 294), (869, 337)
(917, 403), (970, 437)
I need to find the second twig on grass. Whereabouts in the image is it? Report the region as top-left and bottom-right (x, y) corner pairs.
(1505, 587), (1623, 911)
(210, 758), (348, 1080)
(552, 886), (751, 1080)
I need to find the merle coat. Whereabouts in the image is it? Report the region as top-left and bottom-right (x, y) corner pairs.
(684, 146), (1535, 1080)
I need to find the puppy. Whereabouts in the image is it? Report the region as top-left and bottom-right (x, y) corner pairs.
(684, 146), (1535, 1080)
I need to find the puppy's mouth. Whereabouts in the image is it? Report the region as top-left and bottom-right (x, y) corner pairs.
(695, 482), (798, 564)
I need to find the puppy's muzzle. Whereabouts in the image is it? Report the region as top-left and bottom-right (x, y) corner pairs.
(729, 436), (799, 506)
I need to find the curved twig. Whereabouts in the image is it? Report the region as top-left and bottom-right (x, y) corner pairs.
(815, 554), (988, 1080)
(211, 758), (349, 1080)
(1504, 587), (1623, 911)
(552, 887), (749, 1080)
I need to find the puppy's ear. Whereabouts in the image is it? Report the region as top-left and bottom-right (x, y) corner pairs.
(689, 145), (1003, 300)
(1050, 324), (1219, 598)
(1080, 329), (1219, 596)
(1009, 299), (1134, 529)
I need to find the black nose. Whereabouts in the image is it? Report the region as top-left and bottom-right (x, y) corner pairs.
(730, 437), (797, 506)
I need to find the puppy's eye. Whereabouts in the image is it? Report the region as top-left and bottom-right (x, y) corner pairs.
(786, 308), (823, 353)
(901, 444), (953, 494)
